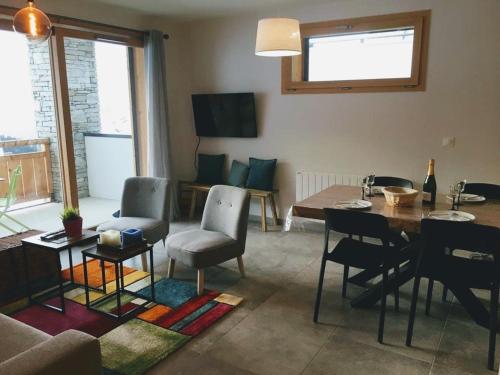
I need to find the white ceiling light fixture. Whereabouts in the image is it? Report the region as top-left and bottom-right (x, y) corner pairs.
(255, 18), (302, 57)
(13, 0), (52, 44)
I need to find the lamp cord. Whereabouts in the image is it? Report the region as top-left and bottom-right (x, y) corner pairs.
(194, 136), (201, 171)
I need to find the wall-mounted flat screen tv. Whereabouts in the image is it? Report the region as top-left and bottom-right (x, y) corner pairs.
(191, 93), (257, 138)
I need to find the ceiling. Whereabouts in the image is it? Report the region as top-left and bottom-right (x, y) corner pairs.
(80, 0), (331, 20)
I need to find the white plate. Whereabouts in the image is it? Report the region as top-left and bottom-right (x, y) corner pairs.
(428, 210), (475, 222)
(446, 193), (486, 203)
(334, 199), (372, 210)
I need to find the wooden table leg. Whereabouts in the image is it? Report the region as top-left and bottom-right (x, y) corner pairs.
(189, 189), (198, 219)
(269, 193), (279, 226)
(260, 196), (267, 232)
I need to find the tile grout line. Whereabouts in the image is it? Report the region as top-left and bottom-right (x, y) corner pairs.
(300, 326), (339, 375)
(428, 296), (454, 374)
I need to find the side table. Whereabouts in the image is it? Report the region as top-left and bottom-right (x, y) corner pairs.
(21, 230), (100, 313)
(81, 242), (155, 319)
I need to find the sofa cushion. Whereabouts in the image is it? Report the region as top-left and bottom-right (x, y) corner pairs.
(97, 217), (167, 244)
(227, 160), (249, 188)
(245, 157), (277, 191)
(0, 329), (101, 375)
(196, 154), (225, 185)
(0, 313), (50, 363)
(166, 229), (242, 268)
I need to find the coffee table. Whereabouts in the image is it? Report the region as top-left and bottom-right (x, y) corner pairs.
(81, 242), (155, 319)
(21, 230), (100, 313)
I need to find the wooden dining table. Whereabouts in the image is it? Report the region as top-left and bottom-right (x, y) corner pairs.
(293, 185), (500, 232)
(292, 185), (500, 329)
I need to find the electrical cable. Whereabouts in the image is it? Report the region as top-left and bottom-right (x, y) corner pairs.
(194, 136), (201, 171)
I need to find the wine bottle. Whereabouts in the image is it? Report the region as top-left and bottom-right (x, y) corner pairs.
(422, 159), (437, 204)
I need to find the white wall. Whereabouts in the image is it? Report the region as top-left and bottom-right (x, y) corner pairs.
(2, 0), (499, 219)
(177, 0), (500, 217)
(85, 135), (134, 200)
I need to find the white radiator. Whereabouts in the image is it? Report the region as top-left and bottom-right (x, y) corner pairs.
(296, 171), (364, 201)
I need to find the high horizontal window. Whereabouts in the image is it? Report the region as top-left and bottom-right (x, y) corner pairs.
(282, 10), (431, 94)
(306, 28), (415, 81)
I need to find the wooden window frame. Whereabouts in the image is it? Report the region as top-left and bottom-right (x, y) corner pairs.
(281, 10), (431, 94)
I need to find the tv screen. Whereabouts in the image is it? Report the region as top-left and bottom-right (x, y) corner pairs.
(192, 93), (257, 138)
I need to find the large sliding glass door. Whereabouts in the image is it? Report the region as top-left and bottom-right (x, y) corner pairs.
(0, 27), (65, 234)
(0, 13), (145, 234)
(61, 35), (137, 226)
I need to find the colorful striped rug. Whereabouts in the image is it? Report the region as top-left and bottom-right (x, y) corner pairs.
(2, 262), (242, 375)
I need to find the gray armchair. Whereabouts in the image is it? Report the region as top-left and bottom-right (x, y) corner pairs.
(97, 177), (171, 270)
(166, 185), (250, 295)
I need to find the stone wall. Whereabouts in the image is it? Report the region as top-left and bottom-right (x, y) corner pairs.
(28, 43), (62, 201)
(28, 38), (101, 201)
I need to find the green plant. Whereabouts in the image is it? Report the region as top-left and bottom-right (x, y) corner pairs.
(60, 207), (81, 222)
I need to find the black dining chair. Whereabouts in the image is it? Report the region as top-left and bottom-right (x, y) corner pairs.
(373, 176), (414, 188)
(440, 183), (500, 304)
(464, 183), (500, 199)
(314, 208), (407, 343)
(406, 218), (500, 370)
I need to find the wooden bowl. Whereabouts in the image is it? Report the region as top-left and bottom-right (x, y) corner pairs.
(382, 186), (419, 207)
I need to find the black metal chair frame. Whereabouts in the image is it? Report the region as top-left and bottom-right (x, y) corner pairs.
(433, 183), (500, 305)
(406, 218), (500, 370)
(373, 176), (414, 189)
(314, 208), (406, 343)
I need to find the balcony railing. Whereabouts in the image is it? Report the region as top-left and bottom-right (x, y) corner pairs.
(0, 138), (52, 203)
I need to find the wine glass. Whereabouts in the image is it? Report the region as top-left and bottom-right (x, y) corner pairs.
(361, 176), (368, 200)
(456, 179), (467, 207)
(449, 184), (459, 210)
(366, 174), (376, 197)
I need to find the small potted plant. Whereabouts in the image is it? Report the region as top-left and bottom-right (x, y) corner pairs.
(60, 207), (83, 237)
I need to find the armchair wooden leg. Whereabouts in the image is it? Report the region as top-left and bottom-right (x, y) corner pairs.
(189, 189), (198, 219)
(237, 256), (245, 278)
(259, 196), (267, 232)
(168, 258), (175, 278)
(141, 253), (148, 272)
(197, 269), (205, 296)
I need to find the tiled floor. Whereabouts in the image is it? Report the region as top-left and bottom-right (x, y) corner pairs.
(0, 197), (119, 237)
(59, 219), (497, 374)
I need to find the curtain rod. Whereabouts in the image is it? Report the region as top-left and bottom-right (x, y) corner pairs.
(0, 5), (169, 39)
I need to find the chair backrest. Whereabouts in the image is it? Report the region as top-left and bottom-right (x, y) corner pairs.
(324, 208), (390, 242)
(419, 218), (500, 276)
(4, 165), (22, 208)
(463, 183), (500, 199)
(201, 185), (251, 243)
(120, 177), (171, 222)
(373, 176), (413, 188)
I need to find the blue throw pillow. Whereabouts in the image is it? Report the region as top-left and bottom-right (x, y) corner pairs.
(196, 154), (225, 185)
(228, 160), (249, 187)
(246, 157), (277, 191)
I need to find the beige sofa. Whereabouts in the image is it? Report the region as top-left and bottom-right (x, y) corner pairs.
(0, 314), (101, 375)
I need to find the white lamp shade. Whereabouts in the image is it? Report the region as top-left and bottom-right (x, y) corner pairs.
(255, 18), (302, 57)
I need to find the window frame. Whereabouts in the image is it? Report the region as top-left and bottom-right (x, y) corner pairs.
(281, 10), (431, 94)
(0, 12), (146, 208)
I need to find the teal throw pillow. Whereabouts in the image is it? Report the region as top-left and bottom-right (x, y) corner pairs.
(246, 157), (277, 191)
(196, 154), (225, 185)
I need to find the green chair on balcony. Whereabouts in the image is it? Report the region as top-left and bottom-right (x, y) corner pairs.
(0, 165), (30, 234)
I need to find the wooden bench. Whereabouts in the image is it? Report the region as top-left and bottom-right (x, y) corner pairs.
(184, 183), (279, 232)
